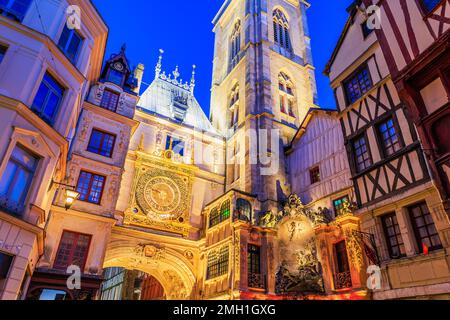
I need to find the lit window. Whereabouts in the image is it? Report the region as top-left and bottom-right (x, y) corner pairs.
(0, 145), (38, 216)
(58, 24), (83, 64)
(236, 198), (251, 222)
(76, 171), (105, 205)
(206, 246), (229, 280)
(209, 200), (231, 228)
(333, 196), (350, 217)
(408, 202), (442, 253)
(0, 252), (13, 279)
(344, 65), (373, 105)
(309, 166), (321, 184)
(32, 73), (65, 125)
(0, 0), (32, 22)
(381, 213), (406, 259)
(378, 118), (402, 157)
(53, 231), (91, 271)
(353, 135), (372, 172)
(278, 72), (295, 117)
(273, 9), (291, 51)
(87, 129), (116, 158)
(100, 89), (119, 112)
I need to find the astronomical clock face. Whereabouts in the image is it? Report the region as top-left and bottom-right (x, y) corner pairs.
(143, 176), (181, 216)
(134, 167), (190, 224)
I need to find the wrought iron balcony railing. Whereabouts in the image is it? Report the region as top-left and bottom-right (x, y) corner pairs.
(334, 271), (352, 290)
(248, 273), (266, 290)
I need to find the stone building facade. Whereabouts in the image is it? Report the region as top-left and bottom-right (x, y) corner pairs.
(0, 0), (448, 301)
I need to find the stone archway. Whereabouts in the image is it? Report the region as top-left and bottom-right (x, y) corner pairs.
(103, 229), (198, 300)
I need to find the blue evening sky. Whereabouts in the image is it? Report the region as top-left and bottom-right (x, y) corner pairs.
(92, 0), (353, 114)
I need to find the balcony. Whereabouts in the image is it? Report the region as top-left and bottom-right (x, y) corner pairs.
(248, 273), (266, 290)
(334, 271), (352, 290)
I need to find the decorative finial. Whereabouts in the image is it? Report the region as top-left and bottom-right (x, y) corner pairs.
(121, 43), (127, 53)
(172, 65), (180, 81)
(190, 64), (196, 94)
(155, 49), (164, 79)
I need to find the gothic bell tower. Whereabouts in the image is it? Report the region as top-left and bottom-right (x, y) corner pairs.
(210, 0), (319, 210)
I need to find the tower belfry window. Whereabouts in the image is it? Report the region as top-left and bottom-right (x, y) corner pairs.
(278, 72), (295, 117)
(229, 83), (240, 129)
(273, 9), (291, 51)
(229, 20), (241, 71)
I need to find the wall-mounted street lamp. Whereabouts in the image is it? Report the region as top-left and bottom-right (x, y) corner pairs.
(51, 180), (80, 210)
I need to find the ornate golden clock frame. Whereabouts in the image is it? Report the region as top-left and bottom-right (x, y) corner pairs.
(124, 150), (195, 236)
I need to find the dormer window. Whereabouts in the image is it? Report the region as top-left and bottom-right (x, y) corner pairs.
(107, 69), (124, 87)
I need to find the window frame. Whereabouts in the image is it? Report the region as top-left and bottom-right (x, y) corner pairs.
(381, 212), (406, 259)
(418, 0), (444, 16)
(57, 24), (84, 64)
(100, 88), (120, 112)
(0, 144), (39, 216)
(87, 128), (116, 158)
(0, 250), (14, 280)
(352, 133), (373, 173)
(309, 166), (321, 185)
(376, 116), (404, 158)
(206, 246), (229, 280)
(31, 72), (65, 126)
(53, 230), (92, 272)
(0, 0), (32, 22)
(343, 64), (373, 106)
(333, 195), (350, 217)
(408, 202), (443, 253)
(75, 170), (106, 205)
(247, 244), (261, 275)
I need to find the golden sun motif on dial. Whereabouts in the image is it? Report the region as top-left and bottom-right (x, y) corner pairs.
(143, 176), (181, 218)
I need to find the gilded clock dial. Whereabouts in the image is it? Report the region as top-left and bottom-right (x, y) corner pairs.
(143, 176), (181, 218)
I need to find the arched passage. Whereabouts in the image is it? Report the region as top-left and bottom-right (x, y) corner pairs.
(102, 230), (198, 300)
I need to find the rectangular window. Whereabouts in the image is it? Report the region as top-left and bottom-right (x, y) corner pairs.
(0, 145), (38, 216)
(408, 202), (442, 253)
(100, 89), (119, 112)
(333, 196), (350, 217)
(309, 166), (321, 184)
(166, 135), (185, 156)
(344, 65), (373, 105)
(0, 0), (32, 22)
(353, 135), (372, 172)
(107, 69), (124, 86)
(334, 241), (352, 289)
(0, 45), (7, 64)
(420, 0), (442, 14)
(0, 252), (13, 279)
(58, 24), (83, 64)
(206, 247), (229, 280)
(87, 129), (116, 158)
(381, 213), (406, 259)
(76, 171), (105, 205)
(378, 118), (402, 157)
(31, 72), (65, 126)
(247, 245), (261, 275)
(53, 231), (91, 272)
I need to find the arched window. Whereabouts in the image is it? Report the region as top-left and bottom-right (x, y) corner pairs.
(278, 72), (295, 117)
(229, 83), (239, 129)
(209, 207), (220, 228)
(273, 9), (291, 51)
(206, 246), (229, 280)
(229, 20), (241, 69)
(220, 200), (231, 221)
(236, 198), (252, 222)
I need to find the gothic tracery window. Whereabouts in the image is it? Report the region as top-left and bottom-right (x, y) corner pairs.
(229, 20), (241, 70)
(273, 9), (291, 51)
(278, 72), (295, 117)
(229, 83), (239, 129)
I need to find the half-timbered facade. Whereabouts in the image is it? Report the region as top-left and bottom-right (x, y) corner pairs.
(325, 0), (450, 299)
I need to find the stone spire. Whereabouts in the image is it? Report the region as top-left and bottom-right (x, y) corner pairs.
(190, 65), (196, 94)
(155, 49), (164, 79)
